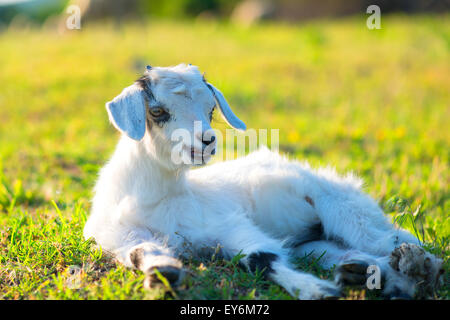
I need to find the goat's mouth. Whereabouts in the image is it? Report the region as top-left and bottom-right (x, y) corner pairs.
(190, 147), (215, 165)
(179, 146), (215, 165)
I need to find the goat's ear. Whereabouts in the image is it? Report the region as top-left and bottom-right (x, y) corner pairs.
(106, 84), (147, 141)
(206, 83), (246, 131)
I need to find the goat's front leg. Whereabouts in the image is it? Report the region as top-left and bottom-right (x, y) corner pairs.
(129, 242), (183, 288)
(112, 229), (184, 288)
(215, 218), (341, 300)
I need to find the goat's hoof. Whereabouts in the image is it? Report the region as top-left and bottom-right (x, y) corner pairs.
(144, 266), (183, 289)
(389, 243), (440, 279)
(389, 243), (444, 298)
(335, 260), (369, 286)
(340, 260), (369, 273)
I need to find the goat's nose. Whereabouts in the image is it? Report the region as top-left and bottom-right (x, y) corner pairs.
(202, 135), (216, 146)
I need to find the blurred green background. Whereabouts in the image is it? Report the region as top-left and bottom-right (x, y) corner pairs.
(0, 0), (448, 300)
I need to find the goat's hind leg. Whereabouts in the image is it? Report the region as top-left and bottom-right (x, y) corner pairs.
(290, 240), (390, 289)
(216, 218), (341, 300)
(311, 172), (420, 256)
(252, 160), (419, 256)
(289, 240), (442, 299)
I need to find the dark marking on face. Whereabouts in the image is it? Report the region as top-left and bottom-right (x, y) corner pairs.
(130, 247), (144, 270)
(136, 75), (155, 101)
(305, 195), (315, 207)
(248, 252), (278, 278)
(149, 107), (171, 126)
(137, 75), (172, 127)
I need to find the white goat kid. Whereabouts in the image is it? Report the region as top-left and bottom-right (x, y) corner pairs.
(84, 64), (443, 299)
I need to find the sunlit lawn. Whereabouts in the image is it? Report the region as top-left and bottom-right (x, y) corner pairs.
(0, 14), (448, 299)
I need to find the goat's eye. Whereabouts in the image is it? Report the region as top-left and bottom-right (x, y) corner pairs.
(149, 107), (166, 117)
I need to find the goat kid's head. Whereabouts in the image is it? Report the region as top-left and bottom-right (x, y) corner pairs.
(106, 64), (246, 170)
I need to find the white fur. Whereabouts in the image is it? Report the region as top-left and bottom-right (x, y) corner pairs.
(84, 64), (433, 300)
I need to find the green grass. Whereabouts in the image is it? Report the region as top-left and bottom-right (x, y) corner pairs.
(0, 15), (449, 300)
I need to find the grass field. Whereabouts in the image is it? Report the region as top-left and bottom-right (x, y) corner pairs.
(0, 14), (448, 300)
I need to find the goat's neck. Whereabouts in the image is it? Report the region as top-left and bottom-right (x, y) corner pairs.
(113, 136), (187, 205)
